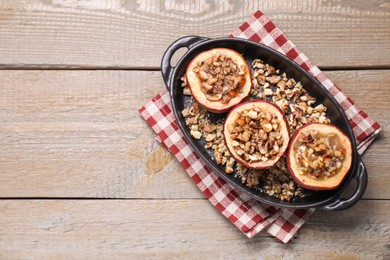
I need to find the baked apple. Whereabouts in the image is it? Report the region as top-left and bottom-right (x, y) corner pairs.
(186, 48), (252, 113)
(224, 100), (290, 169)
(287, 123), (353, 190)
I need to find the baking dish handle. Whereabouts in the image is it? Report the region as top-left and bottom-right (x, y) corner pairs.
(322, 158), (368, 210)
(161, 35), (209, 89)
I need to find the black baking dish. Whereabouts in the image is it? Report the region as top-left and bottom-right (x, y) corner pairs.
(161, 36), (367, 210)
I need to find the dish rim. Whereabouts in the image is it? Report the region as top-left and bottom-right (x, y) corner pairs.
(161, 36), (367, 210)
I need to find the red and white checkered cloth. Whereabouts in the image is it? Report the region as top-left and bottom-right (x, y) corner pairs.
(139, 10), (381, 243)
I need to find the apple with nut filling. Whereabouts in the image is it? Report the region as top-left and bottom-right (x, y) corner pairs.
(287, 123), (353, 190)
(224, 100), (290, 169)
(186, 48), (252, 113)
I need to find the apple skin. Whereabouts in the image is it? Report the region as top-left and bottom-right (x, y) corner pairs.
(185, 48), (252, 114)
(286, 123), (353, 191)
(223, 100), (290, 169)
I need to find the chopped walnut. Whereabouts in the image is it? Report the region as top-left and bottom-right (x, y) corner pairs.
(229, 108), (283, 164)
(295, 130), (345, 180)
(180, 57), (331, 201)
(192, 51), (246, 104)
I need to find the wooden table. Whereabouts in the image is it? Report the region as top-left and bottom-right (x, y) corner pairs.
(1, 1), (389, 258)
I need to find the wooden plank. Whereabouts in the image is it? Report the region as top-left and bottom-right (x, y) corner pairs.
(0, 0), (389, 68)
(0, 70), (388, 199)
(0, 70), (202, 198)
(0, 199), (389, 259)
(325, 70), (390, 199)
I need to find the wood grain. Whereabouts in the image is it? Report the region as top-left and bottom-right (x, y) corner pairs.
(0, 69), (388, 199)
(0, 199), (389, 259)
(0, 0), (389, 68)
(0, 1), (388, 257)
(326, 70), (390, 200)
(0, 70), (202, 198)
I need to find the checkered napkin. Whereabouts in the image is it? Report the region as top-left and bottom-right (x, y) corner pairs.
(139, 10), (381, 243)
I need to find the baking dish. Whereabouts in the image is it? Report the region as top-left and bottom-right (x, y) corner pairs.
(161, 36), (367, 210)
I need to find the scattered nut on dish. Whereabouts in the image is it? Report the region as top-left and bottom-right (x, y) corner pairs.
(186, 48), (252, 113)
(181, 57), (333, 201)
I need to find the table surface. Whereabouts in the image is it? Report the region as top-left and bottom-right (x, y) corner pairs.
(1, 1), (389, 258)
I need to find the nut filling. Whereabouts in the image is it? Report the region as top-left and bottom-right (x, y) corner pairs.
(230, 108), (283, 163)
(295, 130), (345, 180)
(181, 58), (331, 201)
(193, 52), (247, 104)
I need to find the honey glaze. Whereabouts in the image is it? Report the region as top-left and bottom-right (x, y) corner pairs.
(294, 129), (346, 180)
